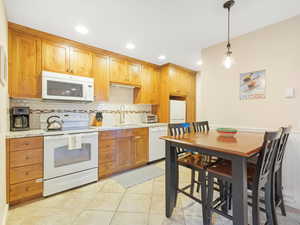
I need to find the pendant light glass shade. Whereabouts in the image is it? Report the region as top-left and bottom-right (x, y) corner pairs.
(223, 52), (234, 69)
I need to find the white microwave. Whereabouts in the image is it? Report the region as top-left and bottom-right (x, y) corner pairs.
(42, 71), (94, 101)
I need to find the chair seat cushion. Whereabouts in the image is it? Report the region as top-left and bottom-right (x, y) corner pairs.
(207, 160), (256, 183)
(177, 153), (216, 169)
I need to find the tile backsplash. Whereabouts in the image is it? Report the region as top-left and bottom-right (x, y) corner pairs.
(10, 98), (152, 129)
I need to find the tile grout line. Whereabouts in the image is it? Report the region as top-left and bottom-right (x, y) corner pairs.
(108, 188), (127, 225)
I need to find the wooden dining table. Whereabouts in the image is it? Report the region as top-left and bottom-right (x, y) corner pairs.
(161, 130), (264, 225)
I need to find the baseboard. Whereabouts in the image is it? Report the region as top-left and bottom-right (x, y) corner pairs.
(1, 204), (8, 225)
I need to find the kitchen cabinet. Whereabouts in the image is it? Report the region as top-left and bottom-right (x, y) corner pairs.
(98, 128), (149, 178)
(134, 65), (160, 104)
(158, 63), (197, 122)
(69, 47), (93, 76)
(6, 137), (44, 205)
(110, 57), (142, 86)
(8, 31), (42, 98)
(127, 61), (142, 85)
(93, 53), (109, 101)
(42, 41), (92, 77)
(109, 57), (129, 84)
(42, 40), (69, 74)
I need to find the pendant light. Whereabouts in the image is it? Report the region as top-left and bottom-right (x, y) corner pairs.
(223, 0), (235, 69)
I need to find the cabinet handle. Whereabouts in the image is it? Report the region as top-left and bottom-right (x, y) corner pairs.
(135, 136), (141, 139)
(25, 156), (30, 160)
(25, 172), (29, 176)
(25, 187), (29, 192)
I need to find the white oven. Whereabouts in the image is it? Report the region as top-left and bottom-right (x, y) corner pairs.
(42, 71), (94, 101)
(43, 132), (98, 196)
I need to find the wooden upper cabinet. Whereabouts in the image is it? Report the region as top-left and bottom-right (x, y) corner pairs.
(150, 68), (160, 104)
(69, 47), (92, 77)
(9, 31), (42, 98)
(93, 53), (109, 101)
(42, 40), (69, 73)
(127, 62), (142, 85)
(109, 57), (129, 83)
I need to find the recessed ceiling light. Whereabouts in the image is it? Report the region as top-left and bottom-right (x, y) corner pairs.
(158, 55), (166, 60)
(126, 42), (136, 50)
(75, 25), (88, 34)
(197, 60), (203, 66)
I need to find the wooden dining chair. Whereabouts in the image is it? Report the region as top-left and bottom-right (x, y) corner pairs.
(271, 126), (291, 222)
(168, 123), (213, 206)
(192, 121), (210, 133)
(205, 129), (282, 225)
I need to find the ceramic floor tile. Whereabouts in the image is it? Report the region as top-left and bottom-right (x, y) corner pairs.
(148, 210), (185, 225)
(150, 195), (182, 214)
(184, 216), (204, 225)
(117, 193), (151, 213)
(152, 181), (165, 195)
(100, 179), (126, 193)
(110, 212), (148, 225)
(154, 175), (165, 183)
(72, 210), (114, 225)
(126, 180), (154, 194)
(180, 195), (203, 217)
(87, 192), (124, 211)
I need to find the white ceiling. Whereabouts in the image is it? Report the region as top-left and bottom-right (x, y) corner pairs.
(4, 0), (300, 70)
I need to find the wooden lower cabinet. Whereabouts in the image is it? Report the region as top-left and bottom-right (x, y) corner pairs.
(7, 137), (44, 205)
(99, 128), (149, 178)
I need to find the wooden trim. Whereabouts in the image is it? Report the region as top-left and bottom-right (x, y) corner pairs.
(161, 63), (198, 74)
(6, 139), (10, 204)
(8, 22), (160, 69)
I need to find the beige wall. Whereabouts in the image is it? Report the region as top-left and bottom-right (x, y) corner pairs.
(198, 15), (300, 130)
(0, 0), (8, 223)
(197, 15), (300, 209)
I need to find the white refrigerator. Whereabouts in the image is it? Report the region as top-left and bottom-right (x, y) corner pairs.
(169, 100), (186, 123)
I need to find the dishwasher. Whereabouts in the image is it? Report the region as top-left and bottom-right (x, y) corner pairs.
(149, 125), (168, 162)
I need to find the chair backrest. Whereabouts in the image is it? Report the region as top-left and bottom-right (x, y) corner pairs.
(168, 123), (191, 136)
(274, 126), (291, 172)
(168, 123), (191, 155)
(192, 121), (209, 133)
(254, 129), (282, 189)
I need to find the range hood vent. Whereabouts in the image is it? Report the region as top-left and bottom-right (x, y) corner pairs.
(110, 83), (136, 89)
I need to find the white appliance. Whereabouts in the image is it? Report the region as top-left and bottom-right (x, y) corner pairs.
(42, 71), (94, 101)
(149, 125), (168, 161)
(169, 100), (186, 123)
(43, 113), (98, 196)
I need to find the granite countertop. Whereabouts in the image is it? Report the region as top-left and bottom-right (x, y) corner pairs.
(6, 123), (168, 138)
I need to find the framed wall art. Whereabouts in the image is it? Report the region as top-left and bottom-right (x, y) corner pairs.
(240, 70), (266, 100)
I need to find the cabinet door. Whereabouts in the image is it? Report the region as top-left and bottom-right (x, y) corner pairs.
(93, 53), (109, 101)
(42, 40), (69, 73)
(109, 57), (129, 83)
(133, 136), (148, 166)
(116, 137), (132, 169)
(69, 47), (93, 77)
(9, 31), (42, 98)
(150, 68), (160, 104)
(128, 62), (141, 85)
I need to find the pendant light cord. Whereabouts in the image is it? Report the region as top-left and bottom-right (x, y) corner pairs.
(227, 6), (231, 51)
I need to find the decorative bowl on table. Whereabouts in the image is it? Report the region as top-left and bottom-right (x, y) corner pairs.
(216, 128), (238, 137)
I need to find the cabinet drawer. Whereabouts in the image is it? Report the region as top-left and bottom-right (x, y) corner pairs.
(99, 150), (115, 163)
(99, 161), (116, 177)
(9, 137), (43, 152)
(10, 149), (43, 168)
(9, 180), (43, 203)
(132, 128), (148, 136)
(99, 131), (118, 140)
(10, 164), (43, 185)
(100, 139), (117, 149)
(118, 129), (133, 137)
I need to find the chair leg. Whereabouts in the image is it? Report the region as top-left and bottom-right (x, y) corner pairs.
(265, 180), (277, 225)
(196, 170), (201, 193)
(191, 169), (195, 195)
(252, 186), (261, 225)
(206, 173), (214, 225)
(276, 169), (287, 216)
(200, 170), (208, 224)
